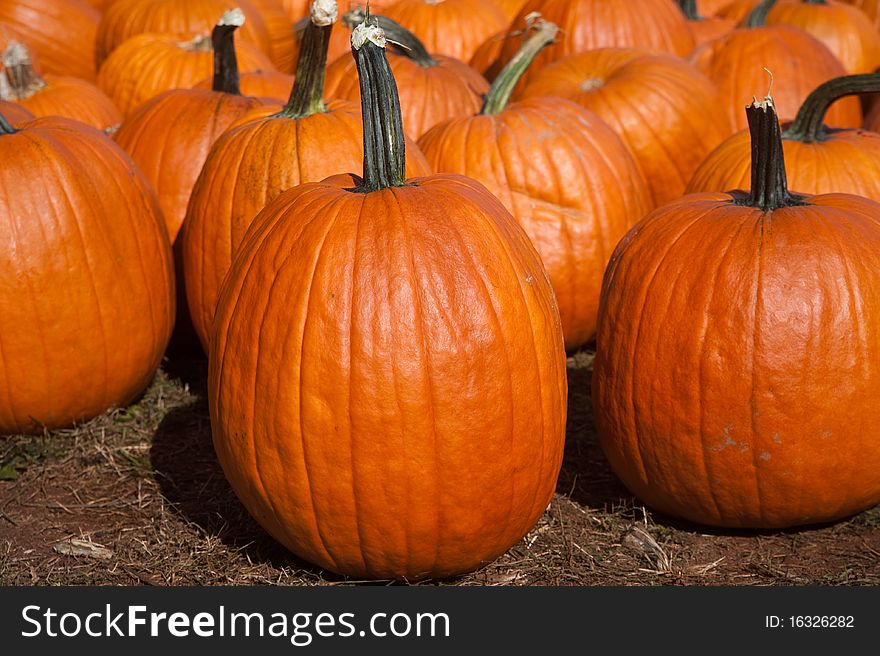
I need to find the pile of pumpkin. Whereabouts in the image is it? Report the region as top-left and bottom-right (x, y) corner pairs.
(2, 0), (880, 582)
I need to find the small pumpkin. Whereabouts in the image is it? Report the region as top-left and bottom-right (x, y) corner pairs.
(0, 113), (174, 434)
(0, 42), (121, 131)
(688, 73), (880, 201)
(592, 94), (880, 529)
(209, 20), (567, 580)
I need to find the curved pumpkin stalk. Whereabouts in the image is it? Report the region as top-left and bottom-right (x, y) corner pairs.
(785, 72), (880, 142)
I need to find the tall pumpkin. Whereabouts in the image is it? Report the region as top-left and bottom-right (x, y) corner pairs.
(209, 20), (567, 580)
(418, 21), (652, 350)
(688, 73), (880, 201)
(0, 114), (174, 435)
(592, 95), (880, 529)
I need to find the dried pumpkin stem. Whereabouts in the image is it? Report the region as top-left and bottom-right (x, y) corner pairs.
(741, 97), (806, 211)
(785, 73), (880, 143)
(280, 0), (337, 119)
(211, 9), (245, 95)
(352, 21), (407, 192)
(0, 42), (46, 101)
(480, 15), (558, 116)
(352, 11), (438, 67)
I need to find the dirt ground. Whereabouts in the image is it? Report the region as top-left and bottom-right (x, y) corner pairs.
(1, 339), (878, 586)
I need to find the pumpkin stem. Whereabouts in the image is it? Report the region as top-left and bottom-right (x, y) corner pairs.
(0, 42), (46, 101)
(351, 20), (407, 192)
(211, 9), (245, 95)
(785, 73), (880, 143)
(347, 10), (438, 67)
(745, 0), (777, 27)
(740, 96), (807, 211)
(677, 0), (703, 20)
(0, 112), (16, 134)
(480, 14), (559, 116)
(279, 0), (337, 119)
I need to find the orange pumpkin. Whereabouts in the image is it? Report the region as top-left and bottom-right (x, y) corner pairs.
(840, 0), (880, 28)
(0, 114), (174, 434)
(324, 14), (489, 139)
(495, 0), (695, 94)
(97, 11), (275, 117)
(209, 21), (566, 579)
(678, 0), (738, 46)
(688, 73), (880, 201)
(0, 0), (99, 81)
(182, 0), (431, 352)
(690, 25), (863, 131)
(0, 42), (121, 131)
(113, 10), (268, 242)
(516, 47), (733, 209)
(241, 0), (299, 73)
(419, 21), (653, 350)
(493, 0), (529, 21)
(593, 95), (880, 529)
(0, 99), (34, 124)
(193, 67), (293, 100)
(382, 0), (508, 63)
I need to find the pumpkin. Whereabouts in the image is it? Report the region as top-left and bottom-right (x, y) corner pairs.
(0, 42), (121, 131)
(0, 0), (99, 81)
(209, 20), (567, 580)
(469, 30), (506, 80)
(688, 73), (880, 200)
(494, 0), (695, 94)
(749, 0), (880, 75)
(181, 0), (431, 352)
(493, 0), (529, 21)
(840, 0), (880, 28)
(868, 96), (880, 128)
(419, 21), (652, 350)
(516, 47), (733, 209)
(95, 0), (273, 67)
(0, 113), (174, 434)
(240, 0), (299, 73)
(97, 11), (275, 117)
(690, 25), (863, 131)
(698, 0), (741, 13)
(193, 67), (294, 100)
(324, 13), (489, 139)
(113, 10), (267, 242)
(382, 0), (508, 63)
(592, 94), (880, 529)
(678, 0), (737, 46)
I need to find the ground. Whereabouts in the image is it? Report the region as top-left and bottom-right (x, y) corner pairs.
(1, 340), (878, 586)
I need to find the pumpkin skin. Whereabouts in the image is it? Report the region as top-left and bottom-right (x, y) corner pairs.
(517, 47), (733, 209)
(382, 0), (508, 63)
(96, 31), (274, 117)
(763, 0), (880, 75)
(593, 97), (880, 529)
(495, 0), (695, 94)
(0, 0), (99, 81)
(867, 100), (880, 129)
(0, 115), (174, 434)
(419, 98), (652, 350)
(95, 0), (273, 68)
(840, 0), (880, 29)
(193, 68), (293, 100)
(493, 0), (529, 21)
(209, 172), (567, 580)
(0, 100), (35, 124)
(242, 0), (298, 72)
(690, 26), (863, 131)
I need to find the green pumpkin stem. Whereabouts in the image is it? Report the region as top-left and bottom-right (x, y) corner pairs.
(0, 113), (16, 134)
(745, 0), (777, 27)
(279, 0), (337, 119)
(352, 21), (407, 192)
(211, 9), (244, 95)
(741, 97), (806, 211)
(677, 0), (702, 20)
(480, 15), (559, 116)
(785, 73), (880, 143)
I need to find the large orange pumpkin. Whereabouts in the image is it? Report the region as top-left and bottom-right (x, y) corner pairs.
(516, 47), (733, 209)
(209, 22), (567, 580)
(419, 21), (652, 350)
(182, 0), (431, 352)
(592, 95), (880, 529)
(324, 14), (489, 139)
(688, 73), (880, 201)
(0, 114), (174, 434)
(0, 42), (121, 131)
